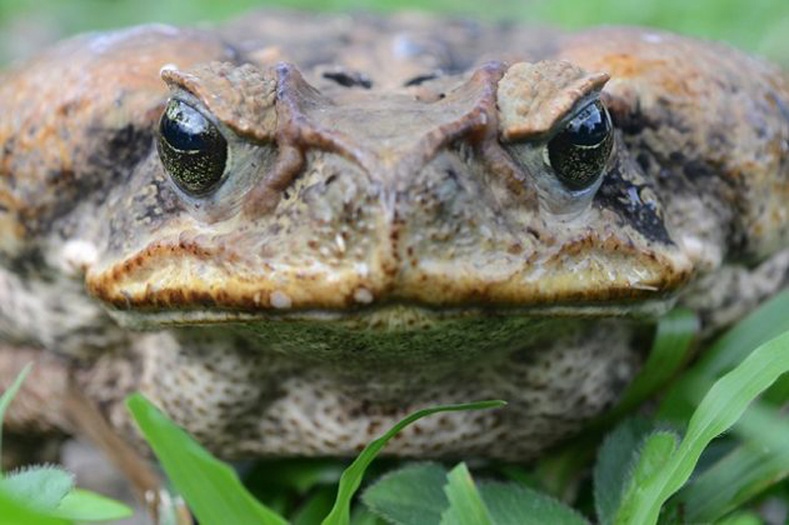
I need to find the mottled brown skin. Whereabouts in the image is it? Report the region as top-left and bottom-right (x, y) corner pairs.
(0, 12), (788, 460)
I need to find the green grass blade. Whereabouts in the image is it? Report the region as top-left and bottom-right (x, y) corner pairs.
(609, 309), (698, 418)
(715, 511), (764, 525)
(52, 488), (133, 522)
(617, 330), (789, 524)
(673, 403), (789, 522)
(126, 393), (288, 525)
(691, 291), (789, 377)
(673, 440), (779, 522)
(293, 486), (336, 525)
(0, 362), (32, 467)
(439, 463), (493, 525)
(659, 290), (789, 422)
(321, 400), (506, 525)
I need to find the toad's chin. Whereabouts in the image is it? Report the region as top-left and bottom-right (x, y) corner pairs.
(101, 300), (670, 369)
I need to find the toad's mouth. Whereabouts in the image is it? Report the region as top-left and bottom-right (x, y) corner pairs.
(103, 298), (677, 332)
(86, 237), (692, 330)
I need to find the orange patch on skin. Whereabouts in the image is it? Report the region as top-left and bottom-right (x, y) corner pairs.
(594, 54), (668, 79)
(585, 54), (701, 98)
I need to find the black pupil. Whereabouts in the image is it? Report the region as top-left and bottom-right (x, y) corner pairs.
(565, 102), (609, 147)
(546, 100), (613, 191)
(157, 99), (228, 196)
(160, 102), (212, 151)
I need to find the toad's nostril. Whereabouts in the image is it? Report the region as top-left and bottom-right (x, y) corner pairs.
(403, 72), (439, 87)
(322, 69), (373, 89)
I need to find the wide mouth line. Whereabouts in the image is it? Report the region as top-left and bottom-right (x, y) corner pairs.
(105, 297), (676, 329)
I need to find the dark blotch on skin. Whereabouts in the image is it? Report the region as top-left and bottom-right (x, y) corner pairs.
(595, 158), (673, 245)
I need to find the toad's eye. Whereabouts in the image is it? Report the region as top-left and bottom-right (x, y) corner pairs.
(157, 99), (228, 196)
(545, 100), (613, 191)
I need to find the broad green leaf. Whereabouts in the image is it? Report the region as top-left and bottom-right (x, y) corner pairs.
(0, 362), (32, 465)
(321, 400), (505, 525)
(0, 484), (69, 525)
(439, 463), (493, 525)
(617, 330), (789, 525)
(53, 488), (133, 521)
(126, 393), (288, 525)
(0, 470), (130, 523)
(362, 462), (449, 525)
(478, 481), (587, 525)
(1, 465), (74, 510)
(363, 462), (586, 525)
(593, 418), (653, 525)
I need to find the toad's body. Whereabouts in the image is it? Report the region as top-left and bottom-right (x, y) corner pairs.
(0, 12), (788, 460)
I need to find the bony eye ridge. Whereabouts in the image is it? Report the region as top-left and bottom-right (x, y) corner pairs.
(546, 100), (613, 191)
(157, 98), (228, 196)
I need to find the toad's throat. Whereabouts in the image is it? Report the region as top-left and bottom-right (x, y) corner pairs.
(107, 301), (663, 371)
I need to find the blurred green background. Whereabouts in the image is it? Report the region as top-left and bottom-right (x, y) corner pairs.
(0, 0), (787, 66)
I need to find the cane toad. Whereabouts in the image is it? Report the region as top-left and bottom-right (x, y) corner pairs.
(0, 12), (788, 461)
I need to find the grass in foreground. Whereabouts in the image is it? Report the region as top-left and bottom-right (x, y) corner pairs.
(2, 291), (789, 524)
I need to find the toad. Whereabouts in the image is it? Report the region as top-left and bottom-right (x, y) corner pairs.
(0, 12), (787, 461)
